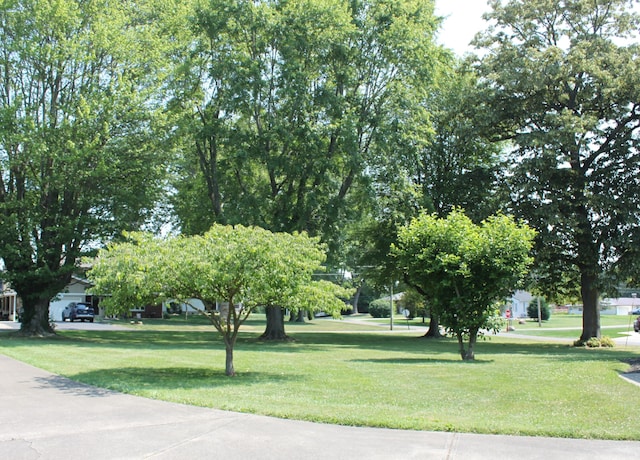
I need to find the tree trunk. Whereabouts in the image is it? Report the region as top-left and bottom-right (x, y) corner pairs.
(260, 305), (289, 340)
(580, 272), (601, 341)
(464, 329), (478, 361)
(351, 283), (363, 314)
(225, 343), (235, 376)
(422, 312), (443, 338)
(456, 331), (466, 360)
(19, 297), (54, 337)
(290, 310), (306, 323)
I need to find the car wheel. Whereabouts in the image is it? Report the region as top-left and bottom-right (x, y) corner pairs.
(89, 318), (94, 323)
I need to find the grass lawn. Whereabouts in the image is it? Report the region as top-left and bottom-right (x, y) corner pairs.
(2, 315), (639, 440)
(504, 314), (638, 340)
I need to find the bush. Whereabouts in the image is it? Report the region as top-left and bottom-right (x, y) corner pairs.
(368, 299), (391, 318)
(397, 289), (425, 319)
(574, 336), (615, 348)
(527, 297), (550, 321)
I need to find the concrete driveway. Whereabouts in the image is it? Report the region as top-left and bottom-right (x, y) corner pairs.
(1, 354), (640, 460)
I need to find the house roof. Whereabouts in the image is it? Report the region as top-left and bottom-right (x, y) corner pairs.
(512, 290), (533, 302)
(70, 275), (93, 287)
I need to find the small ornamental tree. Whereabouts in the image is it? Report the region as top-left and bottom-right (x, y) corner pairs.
(89, 225), (348, 376)
(393, 210), (535, 360)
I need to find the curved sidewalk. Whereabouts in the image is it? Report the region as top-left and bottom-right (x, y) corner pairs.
(1, 354), (639, 460)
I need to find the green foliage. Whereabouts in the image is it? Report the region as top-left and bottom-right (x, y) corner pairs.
(368, 299), (392, 318)
(474, 0), (640, 341)
(527, 297), (551, 321)
(418, 62), (504, 223)
(398, 288), (426, 319)
(168, 0), (443, 264)
(394, 209), (536, 359)
(88, 225), (348, 375)
(574, 336), (616, 348)
(0, 0), (176, 334)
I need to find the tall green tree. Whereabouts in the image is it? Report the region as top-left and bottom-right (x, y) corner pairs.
(0, 0), (173, 335)
(416, 63), (504, 223)
(88, 225), (350, 376)
(169, 0), (442, 337)
(393, 210), (535, 360)
(474, 0), (640, 341)
(411, 62), (505, 336)
(349, 61), (503, 335)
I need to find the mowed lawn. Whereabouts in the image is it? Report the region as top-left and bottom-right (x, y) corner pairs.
(1, 315), (639, 440)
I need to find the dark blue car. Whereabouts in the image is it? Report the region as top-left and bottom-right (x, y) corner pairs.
(62, 302), (95, 322)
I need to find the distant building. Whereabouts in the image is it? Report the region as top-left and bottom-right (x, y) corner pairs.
(599, 297), (640, 315)
(509, 290), (533, 318)
(0, 280), (19, 321)
(1, 275), (97, 322)
(49, 276), (97, 321)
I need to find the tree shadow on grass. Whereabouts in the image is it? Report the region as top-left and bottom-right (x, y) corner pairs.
(349, 357), (493, 365)
(4, 327), (635, 371)
(0, 329), (222, 349)
(66, 366), (299, 394)
(480, 339), (635, 363)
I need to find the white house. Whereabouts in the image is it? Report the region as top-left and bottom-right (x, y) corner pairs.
(508, 290), (533, 318)
(0, 281), (19, 321)
(0, 276), (97, 322)
(599, 297), (640, 315)
(49, 276), (96, 321)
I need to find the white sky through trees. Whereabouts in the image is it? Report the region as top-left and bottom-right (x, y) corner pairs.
(435, 0), (490, 55)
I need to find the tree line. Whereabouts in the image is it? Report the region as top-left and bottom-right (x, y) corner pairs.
(1, 0), (639, 350)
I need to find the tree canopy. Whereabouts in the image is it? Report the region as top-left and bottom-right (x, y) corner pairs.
(88, 224), (351, 375)
(393, 210), (535, 360)
(166, 0), (444, 338)
(169, 0), (442, 247)
(0, 0), (173, 335)
(474, 0), (640, 341)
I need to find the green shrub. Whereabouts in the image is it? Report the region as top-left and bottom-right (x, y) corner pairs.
(599, 336), (615, 347)
(527, 297), (550, 321)
(397, 289), (425, 319)
(368, 299), (391, 318)
(573, 336), (615, 348)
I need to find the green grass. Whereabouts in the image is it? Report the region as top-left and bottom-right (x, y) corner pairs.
(505, 314), (637, 339)
(2, 316), (639, 440)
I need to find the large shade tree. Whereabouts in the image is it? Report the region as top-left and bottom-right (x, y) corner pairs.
(168, 0), (443, 338)
(88, 225), (350, 376)
(0, 0), (173, 335)
(414, 62), (505, 336)
(416, 63), (504, 223)
(393, 210), (535, 360)
(349, 62), (503, 335)
(473, 0), (640, 342)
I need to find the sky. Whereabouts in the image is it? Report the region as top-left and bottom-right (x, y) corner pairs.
(434, 0), (491, 55)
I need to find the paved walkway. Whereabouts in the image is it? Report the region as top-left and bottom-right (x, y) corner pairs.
(1, 355), (640, 459)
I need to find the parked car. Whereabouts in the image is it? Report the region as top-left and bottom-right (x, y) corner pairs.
(634, 316), (640, 333)
(62, 302), (95, 322)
